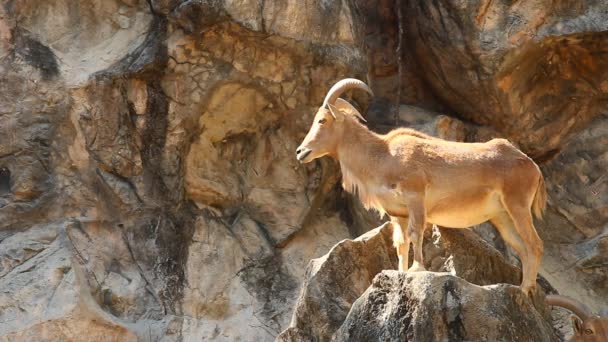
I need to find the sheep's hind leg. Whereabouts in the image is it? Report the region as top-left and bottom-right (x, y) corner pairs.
(507, 206), (543, 295)
(391, 216), (410, 271)
(500, 194), (544, 295)
(490, 211), (527, 282)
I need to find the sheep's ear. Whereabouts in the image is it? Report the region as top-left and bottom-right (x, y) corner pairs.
(335, 98), (367, 123)
(572, 316), (583, 335)
(328, 103), (345, 122)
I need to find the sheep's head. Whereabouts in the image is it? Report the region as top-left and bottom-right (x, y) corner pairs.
(547, 295), (608, 341)
(296, 78), (373, 163)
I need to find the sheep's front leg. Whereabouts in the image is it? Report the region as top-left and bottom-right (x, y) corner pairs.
(406, 199), (426, 272)
(391, 216), (410, 271)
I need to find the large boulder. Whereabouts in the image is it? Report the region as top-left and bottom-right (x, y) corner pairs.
(277, 223), (555, 341)
(334, 271), (557, 342)
(277, 223), (397, 341)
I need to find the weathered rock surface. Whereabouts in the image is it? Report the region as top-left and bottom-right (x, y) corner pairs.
(278, 223), (397, 341)
(0, 220), (143, 341)
(0, 0), (606, 340)
(334, 271), (556, 342)
(1, 0), (361, 339)
(537, 113), (608, 313)
(278, 222), (557, 341)
(403, 1), (608, 160)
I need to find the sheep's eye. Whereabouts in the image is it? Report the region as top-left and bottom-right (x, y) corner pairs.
(318, 118), (327, 124)
(584, 328), (594, 335)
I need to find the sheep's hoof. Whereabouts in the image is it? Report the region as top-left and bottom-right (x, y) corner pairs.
(521, 285), (537, 297)
(407, 262), (426, 272)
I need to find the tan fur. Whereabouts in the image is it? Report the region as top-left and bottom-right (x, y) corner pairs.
(297, 98), (547, 295)
(547, 295), (608, 341)
(568, 317), (608, 342)
(533, 175), (547, 219)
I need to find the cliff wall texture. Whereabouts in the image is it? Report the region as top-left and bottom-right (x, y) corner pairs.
(0, 1), (606, 340)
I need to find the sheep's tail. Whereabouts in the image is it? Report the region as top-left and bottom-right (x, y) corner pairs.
(532, 173), (547, 219)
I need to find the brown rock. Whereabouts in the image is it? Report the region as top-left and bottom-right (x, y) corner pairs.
(3, 318), (138, 342)
(403, 1), (608, 159)
(262, 0), (355, 44)
(78, 80), (143, 178)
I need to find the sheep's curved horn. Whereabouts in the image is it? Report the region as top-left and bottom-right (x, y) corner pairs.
(546, 295), (591, 320)
(322, 78), (373, 108)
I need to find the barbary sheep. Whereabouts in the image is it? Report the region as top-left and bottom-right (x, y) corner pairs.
(296, 78), (546, 295)
(547, 294), (608, 341)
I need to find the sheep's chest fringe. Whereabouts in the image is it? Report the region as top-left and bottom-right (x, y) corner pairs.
(340, 164), (387, 217)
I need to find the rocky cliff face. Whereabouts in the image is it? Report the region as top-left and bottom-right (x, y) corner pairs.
(0, 0), (606, 341)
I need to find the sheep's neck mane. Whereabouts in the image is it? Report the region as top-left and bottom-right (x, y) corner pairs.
(335, 118), (389, 214)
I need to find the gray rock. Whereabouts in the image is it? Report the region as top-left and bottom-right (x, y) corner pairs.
(333, 271), (557, 342)
(278, 223), (557, 341)
(277, 223), (397, 342)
